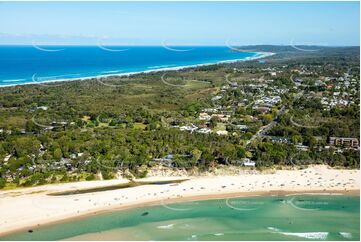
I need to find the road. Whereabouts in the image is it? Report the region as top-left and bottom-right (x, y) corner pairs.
(246, 106), (286, 146)
(246, 90), (304, 146)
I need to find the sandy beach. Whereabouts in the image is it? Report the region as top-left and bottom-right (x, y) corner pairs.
(0, 165), (359, 236)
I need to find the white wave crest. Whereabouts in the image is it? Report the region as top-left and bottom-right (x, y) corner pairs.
(281, 232), (328, 240)
(267, 227), (281, 232)
(157, 224), (174, 229)
(1, 79), (26, 83)
(339, 232), (352, 239)
(267, 227), (328, 240)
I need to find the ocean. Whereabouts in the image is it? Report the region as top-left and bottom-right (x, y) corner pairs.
(0, 46), (260, 87)
(1, 195), (359, 241)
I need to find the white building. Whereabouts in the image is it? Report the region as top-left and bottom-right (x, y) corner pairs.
(241, 158), (256, 167)
(216, 130), (228, 136)
(199, 112), (211, 121)
(197, 128), (212, 134)
(179, 124), (198, 132)
(211, 95), (223, 101)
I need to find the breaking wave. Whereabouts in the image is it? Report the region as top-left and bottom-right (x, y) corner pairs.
(339, 232), (352, 239)
(157, 223), (175, 229)
(267, 227), (328, 240)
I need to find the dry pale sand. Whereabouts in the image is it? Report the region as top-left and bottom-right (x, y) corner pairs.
(0, 165), (359, 236)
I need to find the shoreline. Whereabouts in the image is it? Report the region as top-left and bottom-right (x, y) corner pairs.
(1, 189), (359, 238)
(0, 165), (358, 237)
(0, 51), (275, 88)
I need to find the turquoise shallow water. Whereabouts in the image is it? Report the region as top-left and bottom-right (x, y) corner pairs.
(1, 195), (359, 241)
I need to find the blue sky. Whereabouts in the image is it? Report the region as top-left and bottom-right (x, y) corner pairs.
(0, 1), (359, 46)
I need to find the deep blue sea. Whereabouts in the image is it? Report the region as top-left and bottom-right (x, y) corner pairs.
(0, 46), (258, 87)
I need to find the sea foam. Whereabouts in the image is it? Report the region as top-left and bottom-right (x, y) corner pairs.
(267, 227), (328, 240)
(339, 232), (352, 239)
(157, 224), (174, 229)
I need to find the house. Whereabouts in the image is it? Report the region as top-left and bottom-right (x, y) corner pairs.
(197, 128), (212, 134)
(199, 112), (211, 121)
(329, 137), (359, 148)
(3, 154), (12, 163)
(179, 124), (198, 132)
(229, 82), (238, 87)
(38, 144), (46, 156)
(235, 125), (248, 130)
(216, 130), (228, 136)
(294, 78), (303, 86)
(295, 144), (309, 151)
(70, 152), (84, 159)
(202, 107), (219, 113)
(241, 158), (256, 167)
(253, 106), (271, 114)
(211, 95), (223, 101)
(269, 136), (291, 144)
(211, 114), (230, 122)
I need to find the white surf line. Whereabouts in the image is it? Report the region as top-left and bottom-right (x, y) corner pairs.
(267, 227), (329, 240)
(157, 223), (175, 229)
(32, 73), (67, 87)
(282, 232), (329, 240)
(339, 232), (352, 239)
